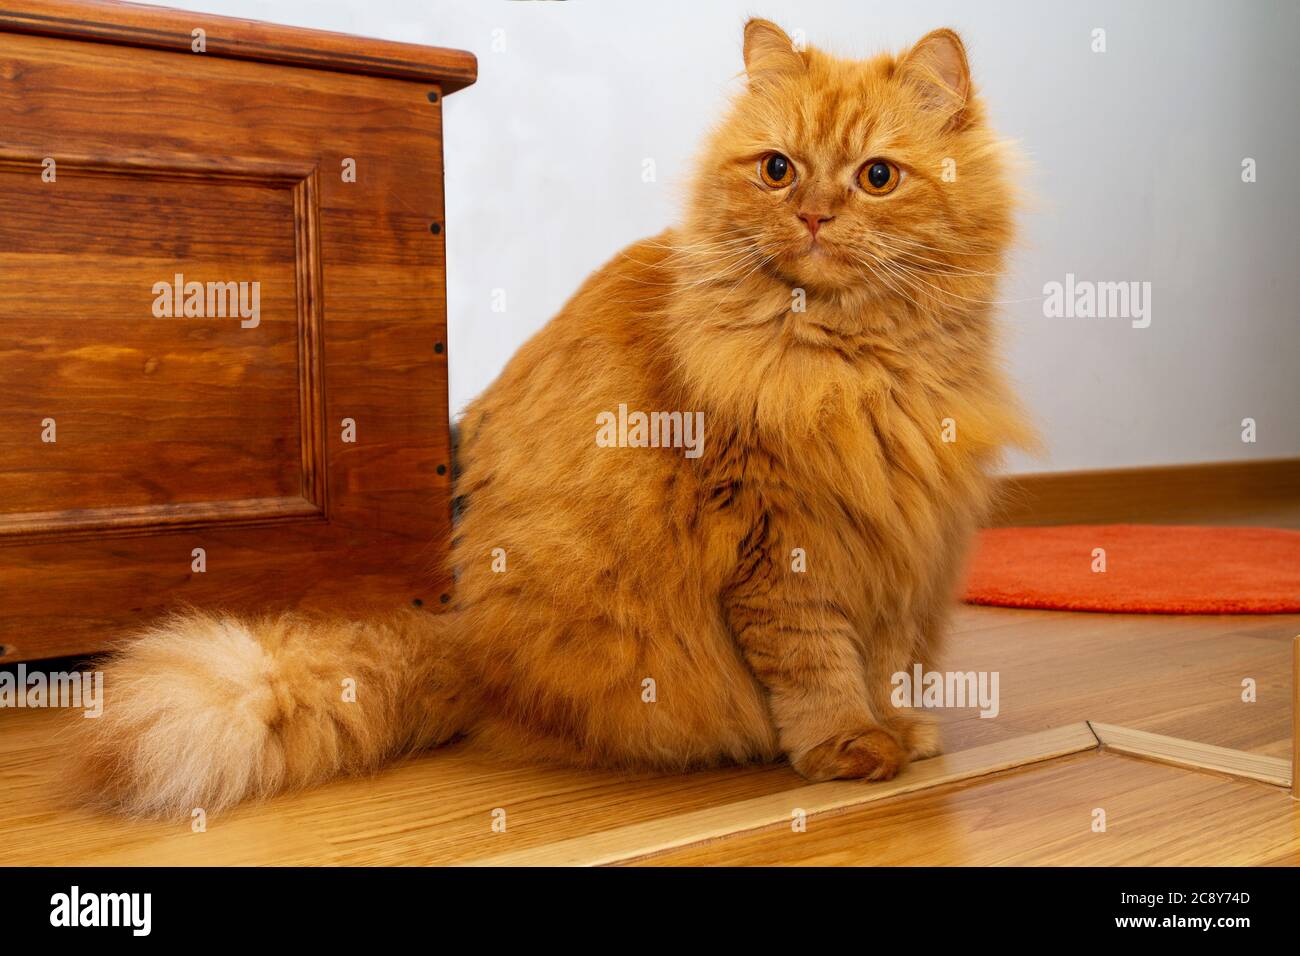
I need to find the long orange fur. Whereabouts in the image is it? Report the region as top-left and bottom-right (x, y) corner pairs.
(74, 20), (1032, 817)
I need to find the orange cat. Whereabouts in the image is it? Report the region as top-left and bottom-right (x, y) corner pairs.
(76, 20), (1031, 816)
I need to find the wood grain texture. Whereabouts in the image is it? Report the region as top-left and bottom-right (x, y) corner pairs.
(0, 703), (815, 866)
(0, 602), (1296, 864)
(0, 21), (466, 660)
(0, 0), (477, 92)
(993, 457), (1300, 527)
(0, 153), (324, 533)
(469, 723), (1099, 867)
(1293, 634), (1299, 798)
(643, 750), (1300, 866)
(930, 606), (1300, 762)
(1090, 721), (1291, 788)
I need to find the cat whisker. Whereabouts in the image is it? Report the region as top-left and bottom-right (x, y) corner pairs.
(884, 262), (1036, 306)
(697, 248), (780, 327)
(867, 236), (1007, 279)
(874, 250), (1007, 280)
(637, 227), (762, 252)
(640, 235), (758, 254)
(612, 247), (769, 302)
(869, 228), (1005, 256)
(854, 252), (934, 313)
(855, 252), (1036, 307)
(863, 256), (980, 308)
(652, 240), (763, 266)
(625, 236), (763, 271)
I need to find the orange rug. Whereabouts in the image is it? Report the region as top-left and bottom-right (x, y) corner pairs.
(962, 525), (1300, 614)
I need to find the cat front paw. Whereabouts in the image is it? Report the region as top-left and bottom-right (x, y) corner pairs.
(793, 726), (907, 782)
(889, 711), (944, 760)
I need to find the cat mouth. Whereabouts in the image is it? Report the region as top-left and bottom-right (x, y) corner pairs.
(801, 238), (848, 263)
(768, 237), (855, 282)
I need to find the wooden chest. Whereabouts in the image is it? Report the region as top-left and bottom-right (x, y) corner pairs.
(0, 0), (476, 662)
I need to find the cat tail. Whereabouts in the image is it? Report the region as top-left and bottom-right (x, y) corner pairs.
(71, 608), (473, 819)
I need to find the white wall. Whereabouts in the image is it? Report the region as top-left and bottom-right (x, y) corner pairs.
(145, 0), (1299, 472)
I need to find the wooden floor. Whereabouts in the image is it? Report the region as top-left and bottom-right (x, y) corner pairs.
(648, 750), (1300, 866)
(1, 602), (1296, 866)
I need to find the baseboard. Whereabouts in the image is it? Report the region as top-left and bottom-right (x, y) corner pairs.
(993, 457), (1300, 527)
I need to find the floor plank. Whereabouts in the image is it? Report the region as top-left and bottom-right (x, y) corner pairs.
(937, 606), (1299, 759)
(472, 724), (1097, 866)
(0, 705), (808, 866)
(643, 751), (1300, 867)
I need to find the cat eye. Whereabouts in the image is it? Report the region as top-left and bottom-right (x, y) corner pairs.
(858, 160), (901, 196)
(759, 152), (795, 189)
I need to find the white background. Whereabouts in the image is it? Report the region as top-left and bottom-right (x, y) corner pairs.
(143, 0), (1298, 473)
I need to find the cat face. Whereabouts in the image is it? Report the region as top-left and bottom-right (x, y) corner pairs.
(688, 21), (1013, 301)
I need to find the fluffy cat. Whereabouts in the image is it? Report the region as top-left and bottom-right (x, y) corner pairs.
(75, 20), (1031, 816)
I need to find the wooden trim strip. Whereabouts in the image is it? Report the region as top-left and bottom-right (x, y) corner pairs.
(468, 722), (1100, 867)
(0, 496), (325, 543)
(292, 167), (328, 515)
(0, 149), (316, 185)
(1090, 721), (1292, 788)
(0, 0), (478, 93)
(993, 457), (1300, 527)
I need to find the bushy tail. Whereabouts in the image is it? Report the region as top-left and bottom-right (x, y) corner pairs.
(72, 608), (471, 818)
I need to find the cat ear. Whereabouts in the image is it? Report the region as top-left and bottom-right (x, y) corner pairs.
(899, 29), (971, 125)
(743, 19), (804, 83)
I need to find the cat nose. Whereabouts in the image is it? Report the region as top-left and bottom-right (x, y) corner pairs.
(798, 212), (834, 238)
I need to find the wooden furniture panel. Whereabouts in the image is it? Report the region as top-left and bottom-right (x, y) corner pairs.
(0, 156), (316, 528)
(0, 1), (476, 661)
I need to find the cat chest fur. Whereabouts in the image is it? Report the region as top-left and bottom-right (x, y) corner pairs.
(697, 346), (995, 625)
